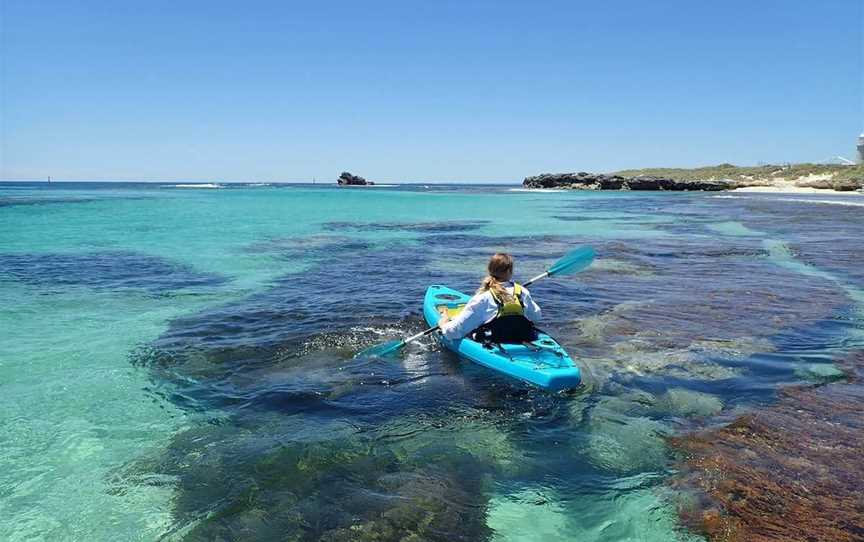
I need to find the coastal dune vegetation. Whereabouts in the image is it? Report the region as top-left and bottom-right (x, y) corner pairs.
(615, 163), (864, 187)
(523, 163), (864, 192)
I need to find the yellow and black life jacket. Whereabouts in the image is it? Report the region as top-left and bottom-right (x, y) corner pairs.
(490, 283), (526, 317)
(473, 283), (537, 344)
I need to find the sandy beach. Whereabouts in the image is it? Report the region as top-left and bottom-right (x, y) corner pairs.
(733, 183), (863, 195)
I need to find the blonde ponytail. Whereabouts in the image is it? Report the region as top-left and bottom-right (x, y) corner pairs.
(477, 253), (515, 302)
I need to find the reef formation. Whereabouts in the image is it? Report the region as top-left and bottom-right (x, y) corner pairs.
(670, 350), (864, 542)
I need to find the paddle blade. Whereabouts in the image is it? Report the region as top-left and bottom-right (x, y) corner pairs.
(548, 246), (596, 276)
(354, 339), (405, 360)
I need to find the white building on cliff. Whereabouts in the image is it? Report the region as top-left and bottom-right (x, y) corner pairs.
(858, 133), (864, 164)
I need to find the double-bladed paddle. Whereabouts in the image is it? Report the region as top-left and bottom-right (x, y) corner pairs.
(355, 245), (596, 359)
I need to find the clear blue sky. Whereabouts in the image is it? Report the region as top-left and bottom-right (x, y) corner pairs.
(2, 0), (861, 182)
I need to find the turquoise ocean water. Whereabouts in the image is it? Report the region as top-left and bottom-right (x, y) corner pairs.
(1, 182), (862, 541)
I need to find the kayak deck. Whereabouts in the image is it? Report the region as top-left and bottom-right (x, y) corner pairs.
(423, 285), (581, 391)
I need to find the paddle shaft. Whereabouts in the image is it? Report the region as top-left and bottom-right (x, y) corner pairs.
(522, 271), (549, 288)
(403, 325), (441, 344)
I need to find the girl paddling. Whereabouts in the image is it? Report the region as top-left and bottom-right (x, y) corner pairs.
(438, 253), (541, 343)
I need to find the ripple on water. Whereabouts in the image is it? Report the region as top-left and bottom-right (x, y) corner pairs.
(488, 480), (705, 542)
(705, 220), (764, 237)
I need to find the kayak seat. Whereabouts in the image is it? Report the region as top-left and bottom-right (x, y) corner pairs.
(437, 304), (466, 318)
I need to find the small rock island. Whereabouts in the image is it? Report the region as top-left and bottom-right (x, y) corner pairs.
(337, 172), (374, 186)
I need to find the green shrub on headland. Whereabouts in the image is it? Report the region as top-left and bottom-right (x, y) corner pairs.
(607, 163), (864, 191)
(613, 163), (864, 183)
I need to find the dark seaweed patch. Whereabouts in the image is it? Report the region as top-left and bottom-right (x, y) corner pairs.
(671, 350), (864, 542)
(0, 196), (101, 208)
(0, 251), (227, 294)
(551, 215), (658, 223)
(113, 420), (495, 542)
(323, 220), (489, 234)
(242, 234), (372, 262)
(129, 244), (453, 413)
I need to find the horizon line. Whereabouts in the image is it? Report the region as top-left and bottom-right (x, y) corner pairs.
(0, 178), (526, 185)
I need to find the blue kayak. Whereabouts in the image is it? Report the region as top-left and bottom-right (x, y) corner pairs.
(423, 285), (581, 391)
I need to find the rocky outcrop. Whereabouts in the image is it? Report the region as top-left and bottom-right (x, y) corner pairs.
(522, 172), (734, 191)
(794, 177), (864, 192)
(337, 172), (374, 186)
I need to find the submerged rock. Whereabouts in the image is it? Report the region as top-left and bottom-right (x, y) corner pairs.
(585, 397), (671, 474)
(601, 339), (743, 381)
(337, 171), (374, 185)
(653, 388), (723, 418)
(586, 258), (655, 276)
(794, 362), (846, 383)
(381, 416), (528, 476)
(522, 172), (734, 191)
(586, 414), (670, 474)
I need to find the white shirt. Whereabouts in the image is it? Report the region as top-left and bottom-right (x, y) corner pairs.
(439, 282), (541, 340)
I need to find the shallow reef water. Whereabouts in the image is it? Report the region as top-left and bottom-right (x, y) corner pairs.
(1, 183), (862, 541)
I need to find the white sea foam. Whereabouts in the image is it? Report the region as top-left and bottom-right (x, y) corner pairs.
(338, 184), (399, 188)
(776, 198), (864, 207)
(733, 183), (860, 195)
(508, 188), (560, 193)
(712, 194), (864, 207)
(165, 183), (224, 189)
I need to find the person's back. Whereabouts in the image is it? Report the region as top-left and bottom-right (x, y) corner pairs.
(438, 253), (541, 343)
